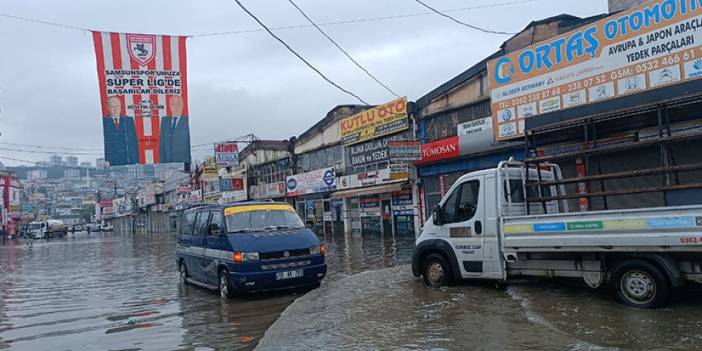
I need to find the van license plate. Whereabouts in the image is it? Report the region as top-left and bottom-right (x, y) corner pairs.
(276, 269), (303, 280)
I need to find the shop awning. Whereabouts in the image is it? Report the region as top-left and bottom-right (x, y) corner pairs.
(331, 183), (403, 198)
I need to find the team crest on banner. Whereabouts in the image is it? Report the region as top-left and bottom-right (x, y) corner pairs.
(127, 34), (156, 66)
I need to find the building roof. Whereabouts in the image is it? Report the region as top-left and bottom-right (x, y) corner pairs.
(239, 140), (290, 158)
(295, 104), (370, 145)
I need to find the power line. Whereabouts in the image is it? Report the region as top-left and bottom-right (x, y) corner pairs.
(0, 147), (102, 156)
(232, 0), (369, 105)
(413, 0), (516, 35)
(287, 0), (400, 98)
(0, 141), (101, 152)
(0, 0), (536, 37)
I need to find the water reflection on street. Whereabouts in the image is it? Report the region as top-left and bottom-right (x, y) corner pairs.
(0, 231), (415, 351)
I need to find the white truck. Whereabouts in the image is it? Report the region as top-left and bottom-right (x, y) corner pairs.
(28, 220), (68, 239)
(412, 160), (702, 308)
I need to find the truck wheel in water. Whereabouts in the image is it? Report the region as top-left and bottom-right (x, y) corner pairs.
(179, 262), (189, 285)
(219, 269), (235, 299)
(612, 259), (670, 308)
(423, 253), (452, 288)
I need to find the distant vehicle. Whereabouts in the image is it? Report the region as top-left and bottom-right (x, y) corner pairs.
(86, 223), (102, 232)
(101, 223), (114, 231)
(176, 202), (327, 298)
(413, 160), (702, 309)
(73, 225), (84, 232)
(28, 220), (67, 239)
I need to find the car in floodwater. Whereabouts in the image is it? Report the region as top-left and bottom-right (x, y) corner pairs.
(176, 202), (327, 298)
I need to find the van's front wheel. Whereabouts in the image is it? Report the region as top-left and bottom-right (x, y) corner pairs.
(219, 269), (235, 299)
(423, 253), (452, 288)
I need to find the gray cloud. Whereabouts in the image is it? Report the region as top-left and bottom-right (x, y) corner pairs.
(0, 0), (606, 165)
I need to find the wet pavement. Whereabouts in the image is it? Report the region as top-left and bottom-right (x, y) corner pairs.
(2, 232), (702, 351)
(0, 231), (414, 351)
(260, 266), (702, 351)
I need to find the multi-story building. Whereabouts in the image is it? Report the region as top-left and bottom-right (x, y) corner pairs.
(49, 155), (62, 167)
(64, 156), (78, 167)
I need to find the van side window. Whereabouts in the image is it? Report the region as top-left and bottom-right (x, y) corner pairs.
(445, 180), (480, 223)
(193, 211), (210, 235)
(181, 211), (197, 235)
(209, 211), (224, 234)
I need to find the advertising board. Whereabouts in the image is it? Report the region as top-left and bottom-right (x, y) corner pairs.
(286, 167), (336, 196)
(488, 0), (702, 140)
(340, 97), (408, 145)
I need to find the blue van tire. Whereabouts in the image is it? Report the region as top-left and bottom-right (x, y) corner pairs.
(179, 261), (188, 285)
(219, 269), (235, 299)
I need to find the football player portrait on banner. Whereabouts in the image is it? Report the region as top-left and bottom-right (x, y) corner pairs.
(92, 31), (191, 166)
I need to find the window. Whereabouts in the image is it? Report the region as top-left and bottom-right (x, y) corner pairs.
(209, 210), (224, 234)
(225, 210), (305, 232)
(181, 211), (196, 235)
(193, 211), (210, 235)
(443, 180), (480, 223)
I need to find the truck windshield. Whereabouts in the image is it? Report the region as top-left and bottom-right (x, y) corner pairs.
(29, 223), (42, 230)
(225, 210), (305, 233)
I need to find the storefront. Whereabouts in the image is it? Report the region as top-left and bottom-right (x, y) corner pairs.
(286, 167), (340, 235)
(333, 166), (415, 236)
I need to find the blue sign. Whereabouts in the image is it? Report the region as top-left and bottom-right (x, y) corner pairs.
(323, 170), (335, 186)
(533, 222), (566, 232)
(287, 178), (298, 191)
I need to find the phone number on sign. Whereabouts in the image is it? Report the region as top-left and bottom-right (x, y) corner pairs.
(679, 236), (702, 245)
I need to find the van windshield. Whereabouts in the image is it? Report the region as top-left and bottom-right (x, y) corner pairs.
(225, 208), (305, 233)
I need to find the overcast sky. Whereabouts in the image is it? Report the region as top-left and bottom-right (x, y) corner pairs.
(0, 0), (606, 166)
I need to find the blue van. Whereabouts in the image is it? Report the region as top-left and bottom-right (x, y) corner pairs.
(176, 202), (327, 298)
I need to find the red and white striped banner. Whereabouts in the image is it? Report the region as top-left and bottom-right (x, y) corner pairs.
(92, 31), (190, 165)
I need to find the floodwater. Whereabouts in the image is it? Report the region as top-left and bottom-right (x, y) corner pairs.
(0, 231), (414, 351)
(259, 267), (702, 351)
(3, 232), (702, 351)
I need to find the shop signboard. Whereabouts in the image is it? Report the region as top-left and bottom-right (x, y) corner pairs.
(392, 189), (415, 216)
(219, 174), (247, 203)
(100, 199), (114, 216)
(112, 197), (131, 217)
(189, 189), (202, 203)
(340, 97), (409, 145)
(21, 203), (33, 214)
(349, 135), (398, 166)
(286, 167), (337, 197)
(203, 161), (219, 181)
(488, 0), (702, 141)
(416, 136), (460, 164)
(388, 141), (421, 162)
(252, 181), (286, 199)
(214, 142), (239, 167)
(389, 164), (409, 181)
(176, 184), (192, 194)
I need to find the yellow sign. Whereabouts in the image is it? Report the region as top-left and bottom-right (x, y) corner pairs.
(224, 204), (294, 216)
(340, 97), (408, 145)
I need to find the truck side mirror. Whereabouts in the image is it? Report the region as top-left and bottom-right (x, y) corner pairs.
(433, 206), (444, 226)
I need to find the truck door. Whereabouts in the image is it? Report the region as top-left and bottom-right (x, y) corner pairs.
(440, 176), (486, 278)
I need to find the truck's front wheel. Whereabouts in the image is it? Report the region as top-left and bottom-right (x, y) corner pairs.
(423, 253), (452, 288)
(613, 259), (670, 308)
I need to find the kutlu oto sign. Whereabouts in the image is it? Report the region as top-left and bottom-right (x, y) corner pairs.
(488, 0), (702, 140)
(340, 97), (409, 145)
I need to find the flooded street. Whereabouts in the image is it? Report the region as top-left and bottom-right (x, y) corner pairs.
(2, 232), (702, 351)
(0, 231), (414, 351)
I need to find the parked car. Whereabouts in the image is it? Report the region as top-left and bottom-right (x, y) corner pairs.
(101, 223), (114, 231)
(176, 202), (327, 298)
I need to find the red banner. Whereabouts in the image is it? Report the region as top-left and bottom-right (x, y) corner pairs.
(416, 136), (460, 164)
(92, 32), (191, 166)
